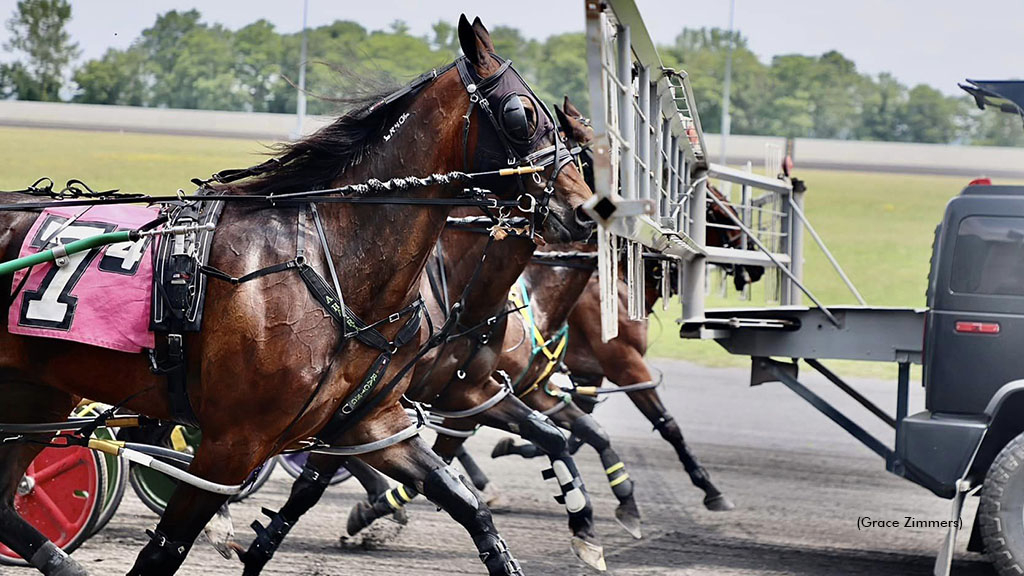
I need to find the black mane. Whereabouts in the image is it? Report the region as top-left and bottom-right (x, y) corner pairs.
(223, 81), (410, 197)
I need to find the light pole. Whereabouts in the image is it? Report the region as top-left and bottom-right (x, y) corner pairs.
(295, 0), (309, 139)
(719, 0), (736, 166)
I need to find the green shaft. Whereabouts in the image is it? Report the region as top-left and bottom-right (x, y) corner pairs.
(0, 230), (134, 277)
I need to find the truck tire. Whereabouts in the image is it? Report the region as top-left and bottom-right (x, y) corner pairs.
(980, 432), (1024, 575)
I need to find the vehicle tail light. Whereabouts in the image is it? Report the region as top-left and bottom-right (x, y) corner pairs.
(955, 321), (1000, 334)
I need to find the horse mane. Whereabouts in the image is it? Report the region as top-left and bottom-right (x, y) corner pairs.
(222, 78), (412, 197)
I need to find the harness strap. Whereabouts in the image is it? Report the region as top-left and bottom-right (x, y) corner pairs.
(508, 278), (570, 397)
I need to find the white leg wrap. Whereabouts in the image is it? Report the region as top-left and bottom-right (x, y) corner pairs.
(552, 460), (586, 513)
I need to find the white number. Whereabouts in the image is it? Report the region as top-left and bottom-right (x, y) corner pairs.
(20, 218), (112, 328)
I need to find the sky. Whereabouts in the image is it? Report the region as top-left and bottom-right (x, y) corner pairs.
(0, 0), (1020, 96)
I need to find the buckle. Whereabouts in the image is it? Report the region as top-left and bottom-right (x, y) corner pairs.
(516, 194), (536, 213)
(388, 312), (401, 323)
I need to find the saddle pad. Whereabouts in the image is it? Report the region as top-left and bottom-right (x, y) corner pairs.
(7, 205), (160, 353)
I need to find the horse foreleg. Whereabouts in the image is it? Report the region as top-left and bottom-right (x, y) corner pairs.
(552, 405), (642, 540)
(477, 396), (605, 572)
(126, 439), (267, 576)
(431, 431), (504, 510)
(359, 434), (522, 576)
(234, 452), (346, 576)
(0, 383), (85, 576)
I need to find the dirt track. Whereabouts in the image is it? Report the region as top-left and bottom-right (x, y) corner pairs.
(6, 360), (997, 575)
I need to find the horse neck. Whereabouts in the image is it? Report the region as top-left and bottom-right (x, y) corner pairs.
(441, 229), (534, 325)
(522, 261), (593, 334)
(318, 90), (466, 318)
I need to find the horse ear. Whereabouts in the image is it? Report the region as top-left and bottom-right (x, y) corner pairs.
(563, 95), (582, 118)
(554, 105), (571, 134)
(471, 17), (496, 53)
(458, 14), (483, 65)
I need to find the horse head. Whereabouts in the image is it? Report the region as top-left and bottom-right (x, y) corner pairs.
(705, 183), (765, 290)
(457, 16), (593, 244)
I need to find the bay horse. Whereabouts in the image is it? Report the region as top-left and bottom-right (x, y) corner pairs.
(0, 15), (591, 576)
(234, 207), (610, 574)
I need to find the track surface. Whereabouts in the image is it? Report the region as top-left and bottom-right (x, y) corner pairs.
(9, 360), (996, 575)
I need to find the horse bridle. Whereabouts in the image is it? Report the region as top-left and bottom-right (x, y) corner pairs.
(454, 54), (575, 227)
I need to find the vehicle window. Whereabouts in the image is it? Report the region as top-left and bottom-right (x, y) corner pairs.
(951, 216), (1024, 296)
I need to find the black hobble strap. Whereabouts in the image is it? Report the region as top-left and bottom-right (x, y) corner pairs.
(246, 507), (293, 561)
(126, 529), (192, 576)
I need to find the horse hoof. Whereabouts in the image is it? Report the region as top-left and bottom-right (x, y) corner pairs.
(481, 483), (508, 512)
(614, 502), (643, 540)
(704, 494), (735, 511)
(491, 437), (515, 458)
(570, 536), (607, 572)
(339, 512), (406, 550)
(202, 505), (236, 559)
(346, 501), (375, 536)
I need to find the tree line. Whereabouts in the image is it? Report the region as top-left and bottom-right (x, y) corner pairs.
(3, 0), (1021, 146)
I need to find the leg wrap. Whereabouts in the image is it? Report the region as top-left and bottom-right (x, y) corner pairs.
(455, 446), (491, 491)
(422, 466), (521, 576)
(240, 508), (292, 566)
(571, 414), (633, 501)
(347, 484), (418, 536)
(126, 529), (193, 576)
(517, 410), (567, 456)
(542, 459), (588, 514)
(30, 541), (87, 576)
(278, 461), (333, 521)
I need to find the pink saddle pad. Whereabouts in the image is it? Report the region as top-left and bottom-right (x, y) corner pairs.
(7, 205), (161, 353)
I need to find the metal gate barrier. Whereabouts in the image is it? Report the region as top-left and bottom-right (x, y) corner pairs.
(581, 0), (857, 341)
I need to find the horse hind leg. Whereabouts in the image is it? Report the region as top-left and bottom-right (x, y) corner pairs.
(557, 409), (642, 540)
(340, 457), (412, 545)
(359, 435), (523, 576)
(0, 384), (86, 576)
(653, 412), (734, 511)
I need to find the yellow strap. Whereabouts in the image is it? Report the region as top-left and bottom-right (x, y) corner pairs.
(397, 485), (414, 503)
(605, 462), (625, 475)
(87, 438), (124, 456)
(608, 473), (630, 488)
(170, 426), (188, 453)
(385, 490), (401, 510)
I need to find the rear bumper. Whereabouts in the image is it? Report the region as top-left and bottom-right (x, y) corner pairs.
(897, 410), (987, 498)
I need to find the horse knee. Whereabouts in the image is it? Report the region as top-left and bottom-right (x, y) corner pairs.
(570, 414), (610, 452)
(654, 414), (684, 444)
(516, 411), (567, 456)
(423, 465), (489, 531)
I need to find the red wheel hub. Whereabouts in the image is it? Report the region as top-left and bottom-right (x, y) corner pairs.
(0, 446), (100, 561)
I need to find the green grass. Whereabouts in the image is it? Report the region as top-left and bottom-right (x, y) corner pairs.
(0, 126), (999, 379)
(0, 126), (262, 193)
(647, 168), (1023, 379)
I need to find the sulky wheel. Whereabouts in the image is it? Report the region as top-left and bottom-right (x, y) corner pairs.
(0, 445), (105, 566)
(278, 452), (352, 485)
(980, 432), (1024, 576)
(129, 425), (277, 515)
